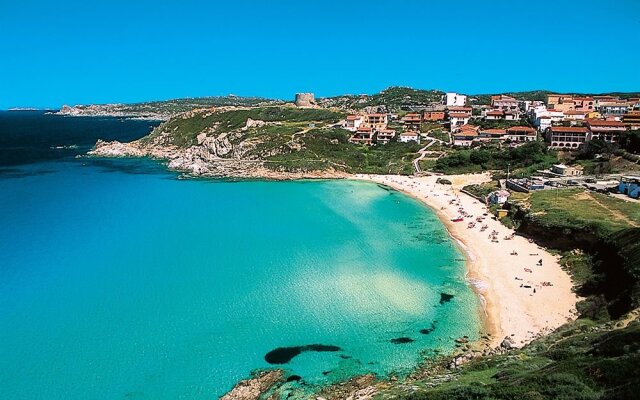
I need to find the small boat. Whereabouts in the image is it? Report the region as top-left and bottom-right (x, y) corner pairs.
(451, 217), (464, 222)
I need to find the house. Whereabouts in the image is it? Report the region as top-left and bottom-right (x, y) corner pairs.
(399, 131), (420, 143)
(585, 119), (627, 144)
(479, 128), (507, 141)
(547, 94), (576, 112)
(453, 125), (479, 146)
(344, 115), (363, 132)
(532, 107), (564, 130)
(547, 94), (594, 112)
(522, 100), (545, 112)
(564, 110), (587, 122)
(349, 127), (374, 145)
(537, 116), (552, 131)
(485, 110), (504, 120)
(572, 97), (595, 112)
(548, 126), (589, 149)
(449, 113), (471, 130)
(363, 113), (388, 130)
(586, 111), (602, 119)
(443, 92), (467, 107)
(506, 126), (537, 142)
(491, 95), (519, 112)
(448, 106), (472, 116)
(488, 190), (510, 205)
(551, 164), (583, 176)
(622, 111), (640, 130)
(402, 113), (422, 131)
(619, 176), (640, 199)
(423, 111), (445, 121)
(376, 129), (396, 145)
(504, 111), (519, 121)
(597, 99), (630, 116)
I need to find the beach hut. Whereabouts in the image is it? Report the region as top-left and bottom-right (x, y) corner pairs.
(488, 190), (510, 205)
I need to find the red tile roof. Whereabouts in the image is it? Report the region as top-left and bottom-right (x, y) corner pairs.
(507, 126), (536, 134)
(586, 119), (625, 127)
(551, 126), (588, 133)
(481, 129), (507, 134)
(448, 106), (472, 111)
(449, 113), (470, 118)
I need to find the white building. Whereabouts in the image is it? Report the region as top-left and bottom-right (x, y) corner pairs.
(344, 115), (363, 132)
(531, 106), (564, 130)
(376, 129), (396, 145)
(399, 131), (420, 143)
(449, 113), (471, 131)
(488, 190), (510, 205)
(443, 92), (467, 107)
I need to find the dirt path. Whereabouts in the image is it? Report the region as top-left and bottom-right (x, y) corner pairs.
(586, 192), (640, 227)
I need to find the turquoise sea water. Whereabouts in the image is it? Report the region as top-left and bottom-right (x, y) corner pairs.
(0, 113), (480, 399)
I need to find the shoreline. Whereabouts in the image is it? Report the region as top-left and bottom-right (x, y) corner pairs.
(353, 173), (579, 348)
(85, 147), (580, 396)
(89, 145), (579, 347)
(353, 175), (499, 345)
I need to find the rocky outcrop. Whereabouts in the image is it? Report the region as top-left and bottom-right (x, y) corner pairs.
(220, 370), (284, 400)
(87, 116), (349, 180)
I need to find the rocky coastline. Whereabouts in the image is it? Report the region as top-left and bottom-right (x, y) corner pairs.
(87, 112), (351, 180)
(219, 336), (524, 400)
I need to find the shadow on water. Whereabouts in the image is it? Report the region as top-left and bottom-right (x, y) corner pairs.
(264, 344), (342, 365)
(0, 167), (57, 180)
(84, 157), (177, 178)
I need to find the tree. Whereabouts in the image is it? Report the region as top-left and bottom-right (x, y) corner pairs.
(620, 130), (640, 154)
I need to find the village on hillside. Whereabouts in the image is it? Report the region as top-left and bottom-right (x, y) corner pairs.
(294, 90), (640, 200)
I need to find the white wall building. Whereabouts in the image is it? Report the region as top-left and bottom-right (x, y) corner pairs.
(399, 131), (420, 143)
(443, 92), (467, 107)
(344, 115), (363, 132)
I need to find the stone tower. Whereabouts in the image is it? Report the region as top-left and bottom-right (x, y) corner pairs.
(294, 93), (316, 108)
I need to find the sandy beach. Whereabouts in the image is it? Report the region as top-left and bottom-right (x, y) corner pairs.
(354, 173), (579, 348)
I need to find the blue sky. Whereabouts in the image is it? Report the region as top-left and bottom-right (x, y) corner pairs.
(1, 0), (639, 108)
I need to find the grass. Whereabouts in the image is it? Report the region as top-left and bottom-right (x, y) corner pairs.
(528, 188), (640, 236)
(425, 128), (450, 142)
(143, 106), (344, 147)
(384, 320), (640, 400)
(434, 141), (557, 175)
(264, 128), (420, 175)
(462, 181), (499, 198)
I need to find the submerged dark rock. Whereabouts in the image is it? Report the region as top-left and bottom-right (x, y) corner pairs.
(286, 375), (302, 382)
(420, 323), (437, 335)
(391, 337), (415, 344)
(440, 293), (455, 304)
(264, 344), (342, 364)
